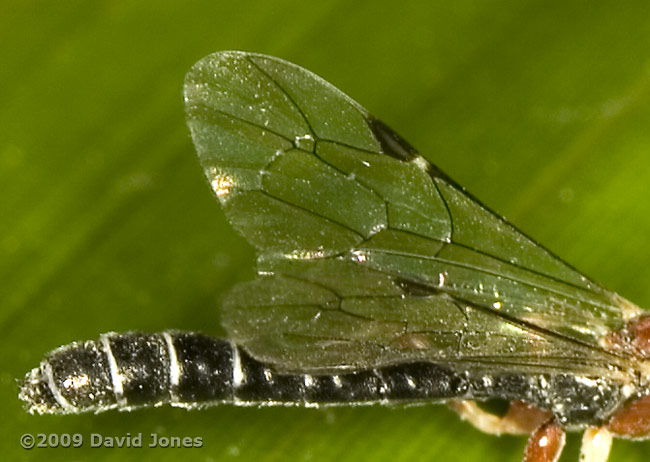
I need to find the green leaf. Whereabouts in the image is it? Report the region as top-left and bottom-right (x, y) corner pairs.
(3, 2), (650, 462)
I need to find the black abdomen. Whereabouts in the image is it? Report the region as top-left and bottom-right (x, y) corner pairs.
(19, 331), (624, 426)
(20, 331), (469, 414)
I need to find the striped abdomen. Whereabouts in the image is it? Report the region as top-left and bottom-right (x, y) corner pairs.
(20, 331), (468, 415)
(20, 331), (623, 425)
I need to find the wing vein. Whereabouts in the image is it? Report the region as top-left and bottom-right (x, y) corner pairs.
(246, 56), (316, 139)
(258, 190), (367, 240)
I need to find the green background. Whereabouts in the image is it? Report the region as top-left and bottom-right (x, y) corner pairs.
(2, 1), (650, 461)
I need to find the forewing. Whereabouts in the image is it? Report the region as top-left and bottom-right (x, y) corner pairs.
(184, 51), (635, 375)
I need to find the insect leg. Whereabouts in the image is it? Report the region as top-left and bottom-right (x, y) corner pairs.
(449, 400), (551, 435)
(523, 420), (566, 462)
(579, 427), (612, 462)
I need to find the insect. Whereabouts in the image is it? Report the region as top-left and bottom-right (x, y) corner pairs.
(20, 51), (650, 462)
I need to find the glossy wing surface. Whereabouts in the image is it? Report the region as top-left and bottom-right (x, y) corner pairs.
(184, 51), (636, 376)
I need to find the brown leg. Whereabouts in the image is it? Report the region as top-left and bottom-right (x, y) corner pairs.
(449, 400), (552, 435)
(579, 427), (612, 462)
(523, 420), (566, 462)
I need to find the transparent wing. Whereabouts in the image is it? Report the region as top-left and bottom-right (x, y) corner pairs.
(184, 51), (638, 375)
